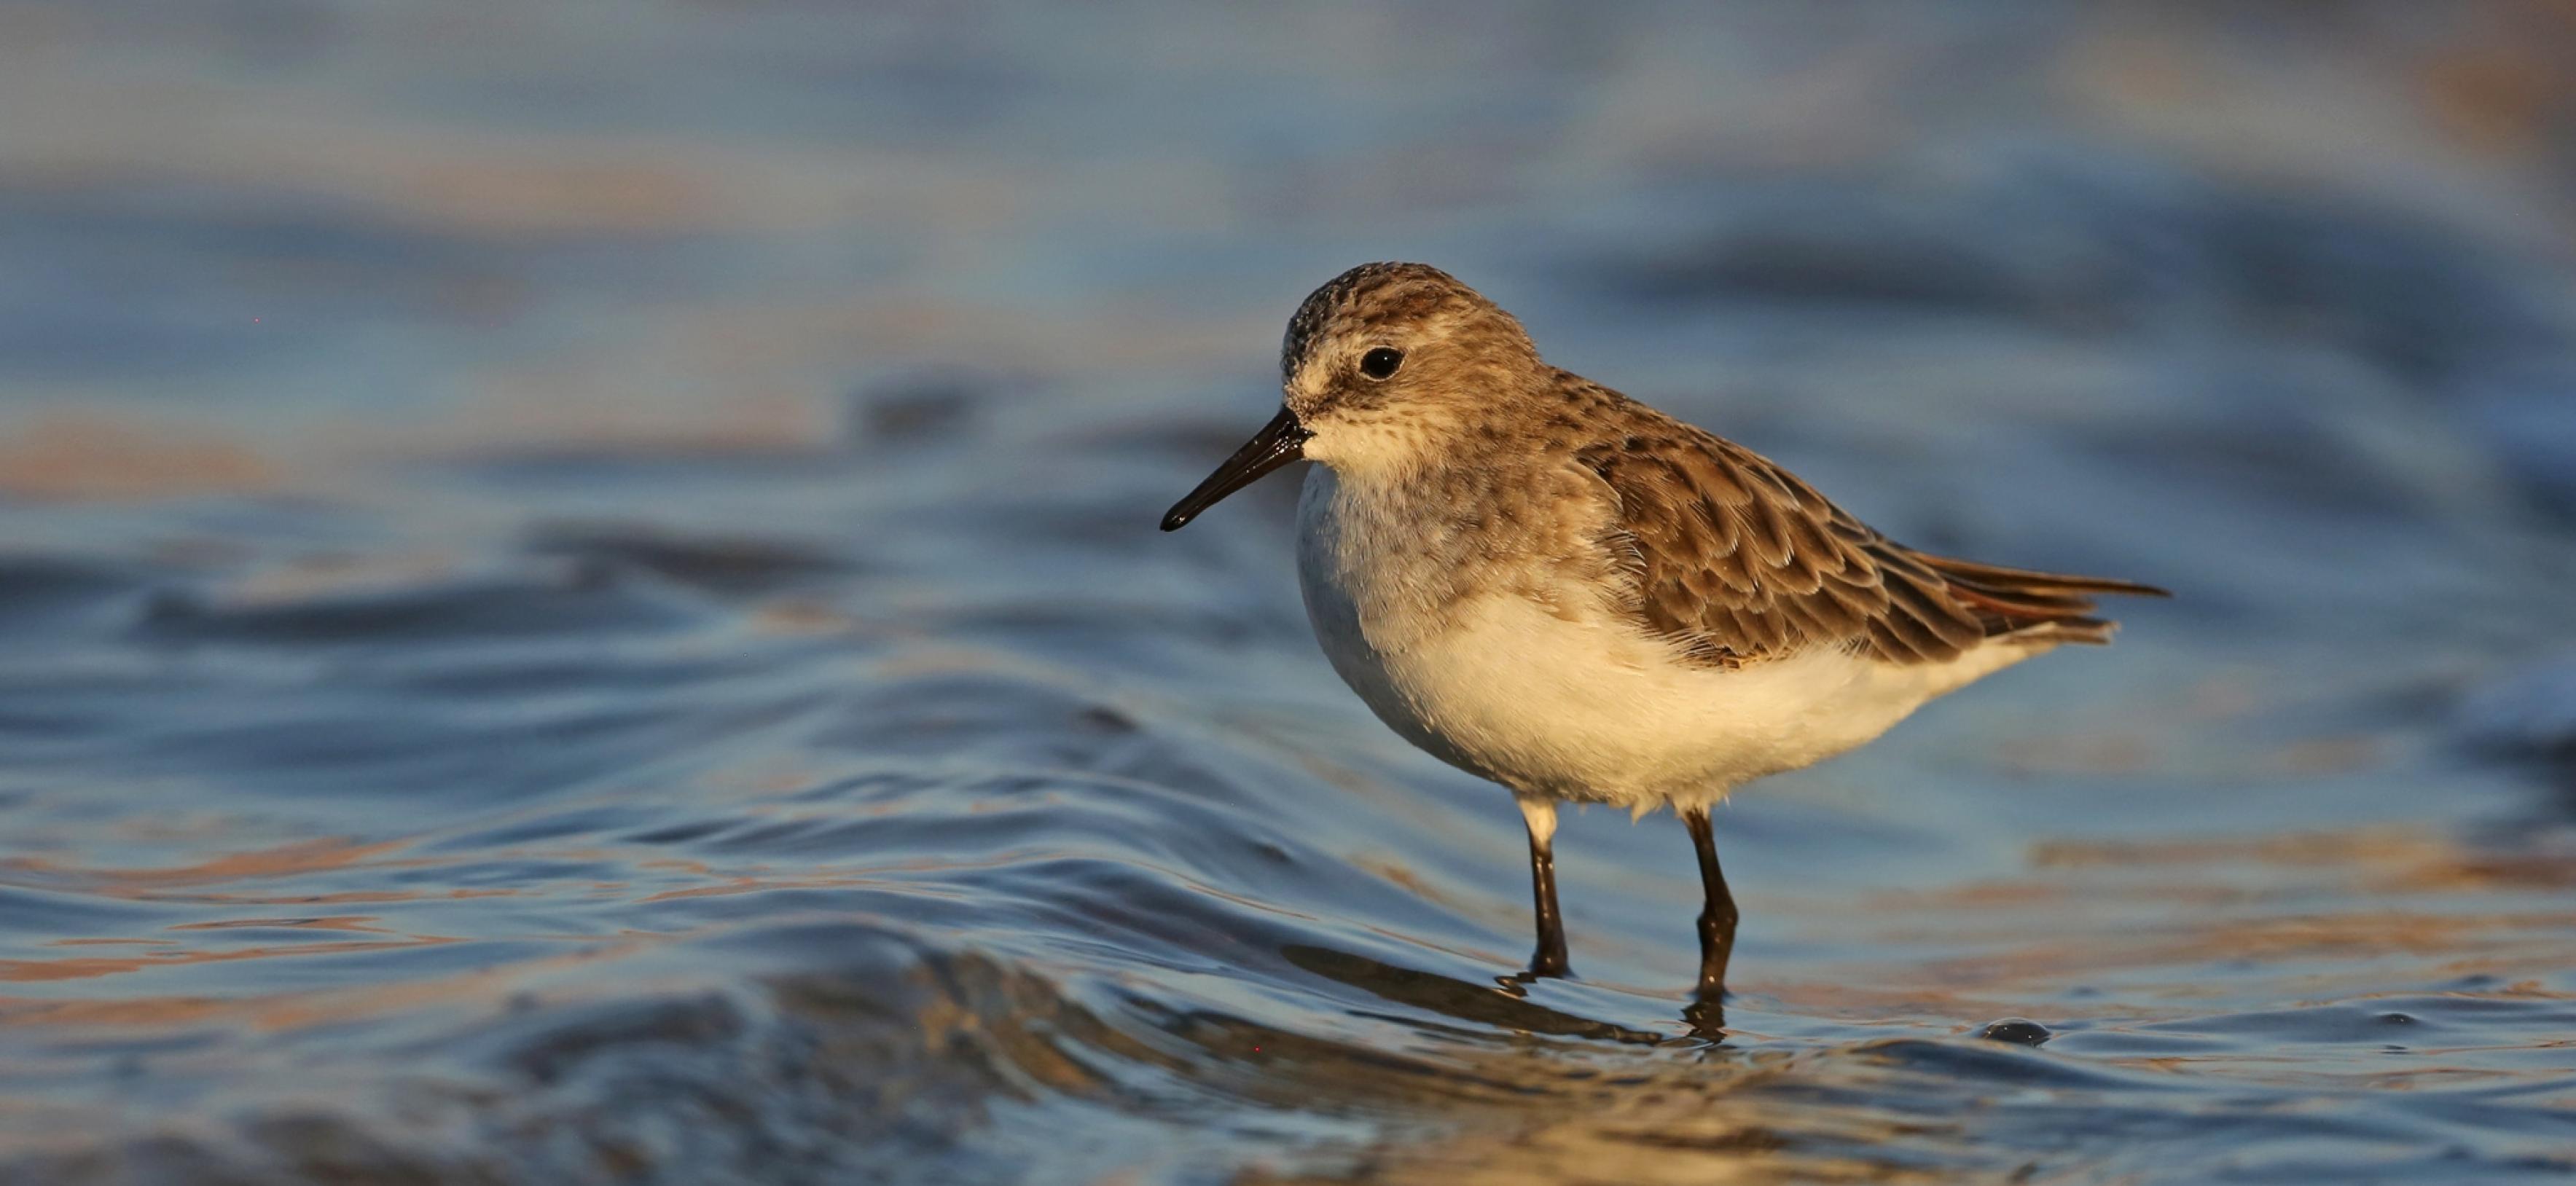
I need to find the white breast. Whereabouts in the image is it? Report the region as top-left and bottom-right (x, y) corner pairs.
(1294, 465), (2032, 810)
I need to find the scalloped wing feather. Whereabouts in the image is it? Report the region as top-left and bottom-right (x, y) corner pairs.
(1577, 420), (2166, 668)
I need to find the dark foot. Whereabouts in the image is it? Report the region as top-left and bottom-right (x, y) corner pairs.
(1495, 958), (1573, 998)
(1681, 806), (1739, 999)
(1681, 993), (1727, 1041)
(1520, 799), (1571, 981)
(1693, 903), (1737, 997)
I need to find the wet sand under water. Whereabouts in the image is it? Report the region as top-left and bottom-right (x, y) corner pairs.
(7, 4), (2576, 1183)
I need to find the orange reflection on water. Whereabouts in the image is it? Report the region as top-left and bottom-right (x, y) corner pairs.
(0, 412), (276, 500)
(1, 838), (410, 897)
(0, 935), (654, 1035)
(0, 935), (455, 983)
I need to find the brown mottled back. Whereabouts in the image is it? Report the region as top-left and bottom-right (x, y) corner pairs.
(1575, 393), (2165, 667)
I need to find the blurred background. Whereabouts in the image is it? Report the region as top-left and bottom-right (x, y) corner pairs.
(4, 3), (2576, 1183)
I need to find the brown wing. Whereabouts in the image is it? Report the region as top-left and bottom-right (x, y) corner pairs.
(1576, 425), (2167, 667)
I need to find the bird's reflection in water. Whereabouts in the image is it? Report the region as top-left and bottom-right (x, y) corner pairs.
(1281, 943), (1729, 1048)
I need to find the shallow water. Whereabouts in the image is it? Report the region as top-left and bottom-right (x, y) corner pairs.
(7, 4), (2576, 1183)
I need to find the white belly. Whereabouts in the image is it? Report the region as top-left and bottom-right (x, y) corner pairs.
(1293, 466), (2025, 809)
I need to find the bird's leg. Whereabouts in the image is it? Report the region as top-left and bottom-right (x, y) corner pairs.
(1519, 798), (1570, 978)
(1680, 806), (1737, 999)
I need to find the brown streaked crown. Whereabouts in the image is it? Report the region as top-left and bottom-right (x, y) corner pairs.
(1279, 262), (1538, 386)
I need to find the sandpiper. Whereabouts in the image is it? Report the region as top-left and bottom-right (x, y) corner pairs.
(1162, 262), (2164, 1000)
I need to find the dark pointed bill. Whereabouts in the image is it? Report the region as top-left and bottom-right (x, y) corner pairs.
(1160, 407), (1312, 531)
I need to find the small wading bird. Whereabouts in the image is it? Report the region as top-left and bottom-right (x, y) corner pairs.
(1162, 262), (2164, 1005)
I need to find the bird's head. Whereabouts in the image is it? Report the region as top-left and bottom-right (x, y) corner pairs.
(1162, 262), (1540, 531)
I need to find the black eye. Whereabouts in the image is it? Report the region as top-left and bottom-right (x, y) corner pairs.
(1358, 347), (1404, 380)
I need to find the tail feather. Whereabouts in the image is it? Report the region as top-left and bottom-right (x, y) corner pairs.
(1917, 554), (2172, 599)
(1912, 551), (2168, 645)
